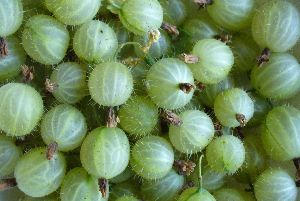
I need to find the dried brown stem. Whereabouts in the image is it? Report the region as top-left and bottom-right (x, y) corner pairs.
(257, 48), (271, 67)
(179, 83), (195, 94)
(46, 142), (58, 160)
(106, 107), (119, 128)
(236, 113), (247, 127)
(161, 110), (182, 126)
(161, 22), (179, 36)
(98, 178), (108, 198)
(173, 160), (196, 176)
(179, 53), (199, 64)
(0, 178), (17, 191)
(0, 37), (8, 57)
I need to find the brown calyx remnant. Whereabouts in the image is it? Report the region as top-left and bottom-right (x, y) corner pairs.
(179, 53), (199, 64)
(45, 78), (58, 93)
(121, 57), (142, 66)
(173, 160), (196, 176)
(180, 181), (195, 194)
(214, 34), (232, 44)
(194, 0), (213, 8)
(257, 48), (271, 67)
(98, 178), (108, 198)
(214, 121), (223, 136)
(161, 22), (179, 36)
(179, 83), (195, 94)
(195, 81), (206, 92)
(46, 142), (58, 160)
(21, 65), (34, 83)
(293, 158), (300, 187)
(161, 110), (182, 126)
(0, 178), (17, 190)
(236, 113), (247, 127)
(106, 107), (120, 128)
(234, 126), (244, 139)
(0, 37), (8, 57)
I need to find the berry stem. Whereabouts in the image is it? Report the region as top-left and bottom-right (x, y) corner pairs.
(161, 109), (182, 126)
(98, 178), (108, 198)
(0, 178), (17, 190)
(179, 83), (195, 94)
(46, 142), (58, 160)
(106, 107), (120, 128)
(0, 37), (8, 57)
(198, 155), (204, 191)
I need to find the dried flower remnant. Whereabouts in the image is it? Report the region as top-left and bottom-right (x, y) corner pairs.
(236, 113), (247, 127)
(106, 107), (120, 128)
(46, 142), (58, 160)
(173, 159), (196, 176)
(161, 110), (182, 126)
(161, 22), (179, 36)
(214, 34), (232, 44)
(257, 48), (271, 67)
(179, 83), (195, 94)
(179, 53), (199, 64)
(98, 178), (108, 198)
(0, 37), (8, 57)
(45, 78), (58, 93)
(21, 65), (34, 83)
(194, 0), (213, 8)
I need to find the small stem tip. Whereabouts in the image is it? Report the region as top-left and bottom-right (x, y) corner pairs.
(0, 37), (8, 57)
(179, 83), (195, 94)
(21, 65), (34, 83)
(106, 107), (120, 128)
(257, 48), (271, 67)
(161, 110), (182, 126)
(214, 34), (232, 44)
(161, 22), (179, 36)
(45, 78), (58, 93)
(236, 113), (247, 127)
(0, 178), (17, 191)
(98, 178), (108, 198)
(179, 53), (199, 64)
(46, 142), (58, 160)
(173, 159), (196, 176)
(194, 0), (213, 8)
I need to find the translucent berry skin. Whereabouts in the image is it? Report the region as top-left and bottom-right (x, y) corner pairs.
(207, 0), (255, 31)
(169, 110), (214, 154)
(118, 96), (158, 138)
(88, 62), (133, 106)
(21, 194), (59, 201)
(0, 0), (23, 37)
(254, 169), (297, 201)
(0, 135), (22, 177)
(262, 106), (300, 161)
(178, 187), (216, 201)
(146, 58), (195, 110)
(231, 34), (260, 72)
(45, 0), (101, 25)
(110, 167), (134, 184)
(247, 92), (271, 126)
(133, 31), (171, 58)
(50, 62), (88, 104)
(22, 15), (70, 65)
(131, 136), (174, 180)
(109, 181), (139, 201)
(141, 170), (185, 201)
(160, 0), (187, 26)
(213, 188), (256, 201)
(214, 88), (254, 128)
(60, 167), (107, 201)
(80, 127), (130, 179)
(41, 104), (87, 152)
(206, 135), (245, 174)
(131, 62), (149, 95)
(252, 1), (300, 52)
(198, 76), (234, 108)
(0, 83), (44, 136)
(0, 36), (26, 81)
(14, 148), (66, 197)
(251, 53), (300, 100)
(119, 0), (163, 35)
(73, 20), (118, 63)
(190, 39), (234, 84)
